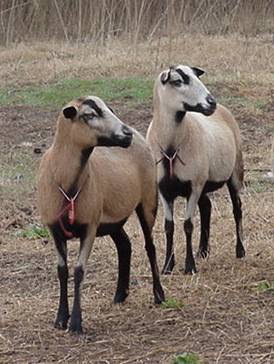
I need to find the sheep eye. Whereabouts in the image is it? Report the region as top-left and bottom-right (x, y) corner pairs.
(170, 79), (182, 87)
(85, 112), (95, 119)
(80, 112), (96, 123)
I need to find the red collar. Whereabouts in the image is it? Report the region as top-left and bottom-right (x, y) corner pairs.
(56, 186), (82, 238)
(156, 144), (185, 178)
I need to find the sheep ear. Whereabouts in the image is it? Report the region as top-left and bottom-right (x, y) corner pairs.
(160, 70), (170, 84)
(106, 103), (115, 114)
(191, 67), (205, 78)
(63, 106), (77, 119)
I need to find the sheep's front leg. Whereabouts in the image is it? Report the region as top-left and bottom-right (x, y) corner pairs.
(136, 204), (165, 304)
(50, 227), (69, 330)
(184, 188), (202, 274)
(69, 227), (96, 334)
(160, 193), (175, 274)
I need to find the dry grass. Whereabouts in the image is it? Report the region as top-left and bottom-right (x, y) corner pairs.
(1, 33), (274, 363)
(1, 88), (274, 363)
(2, 176), (274, 363)
(0, 33), (273, 89)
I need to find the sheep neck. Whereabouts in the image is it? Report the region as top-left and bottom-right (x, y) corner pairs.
(50, 139), (93, 198)
(153, 103), (189, 148)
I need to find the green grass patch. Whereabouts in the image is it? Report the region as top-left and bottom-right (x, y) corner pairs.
(161, 297), (184, 310)
(218, 95), (267, 113)
(245, 179), (270, 194)
(0, 76), (267, 114)
(0, 78), (153, 109)
(256, 280), (273, 293)
(0, 151), (37, 199)
(15, 224), (50, 239)
(173, 353), (202, 364)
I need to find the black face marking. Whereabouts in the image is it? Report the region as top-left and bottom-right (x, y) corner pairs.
(80, 147), (94, 168)
(175, 111), (186, 123)
(82, 99), (103, 117)
(183, 102), (215, 116)
(97, 134), (132, 148)
(175, 69), (190, 84)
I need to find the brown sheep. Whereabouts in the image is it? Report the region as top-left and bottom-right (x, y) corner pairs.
(146, 65), (245, 274)
(38, 96), (165, 334)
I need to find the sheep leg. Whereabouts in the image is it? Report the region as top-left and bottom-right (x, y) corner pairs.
(184, 191), (201, 274)
(136, 204), (165, 304)
(110, 228), (131, 304)
(69, 228), (96, 334)
(197, 194), (211, 258)
(160, 193), (175, 274)
(53, 237), (69, 330)
(227, 178), (245, 258)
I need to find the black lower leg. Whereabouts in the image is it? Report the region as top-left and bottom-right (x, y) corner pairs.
(227, 180), (245, 258)
(55, 264), (69, 329)
(184, 218), (196, 274)
(110, 228), (131, 303)
(162, 219), (175, 274)
(51, 233), (69, 330)
(197, 194), (211, 258)
(70, 265), (84, 334)
(136, 204), (165, 304)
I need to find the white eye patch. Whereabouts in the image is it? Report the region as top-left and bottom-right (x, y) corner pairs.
(81, 104), (98, 117)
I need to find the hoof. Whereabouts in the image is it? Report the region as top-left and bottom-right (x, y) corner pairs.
(183, 265), (197, 275)
(197, 249), (209, 259)
(54, 320), (68, 330)
(54, 314), (69, 330)
(69, 318), (83, 335)
(161, 268), (173, 275)
(162, 260), (175, 275)
(236, 248), (246, 258)
(113, 290), (128, 304)
(69, 324), (83, 335)
(154, 286), (165, 304)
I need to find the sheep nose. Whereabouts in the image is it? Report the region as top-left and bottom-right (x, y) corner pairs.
(206, 94), (216, 108)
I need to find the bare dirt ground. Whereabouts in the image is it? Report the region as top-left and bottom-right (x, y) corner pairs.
(1, 94), (274, 364)
(0, 33), (274, 361)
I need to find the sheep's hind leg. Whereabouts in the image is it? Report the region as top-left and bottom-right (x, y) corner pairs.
(136, 203), (165, 304)
(110, 228), (131, 304)
(160, 193), (175, 274)
(50, 226), (69, 330)
(197, 194), (211, 259)
(227, 178), (245, 258)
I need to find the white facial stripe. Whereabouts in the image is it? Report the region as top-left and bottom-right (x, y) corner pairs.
(81, 104), (98, 116)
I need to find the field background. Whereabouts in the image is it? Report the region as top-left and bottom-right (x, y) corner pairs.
(1, 1), (274, 363)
